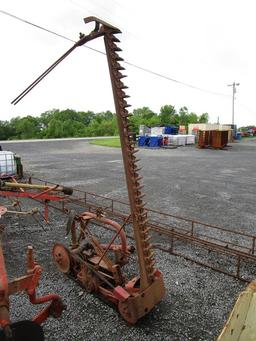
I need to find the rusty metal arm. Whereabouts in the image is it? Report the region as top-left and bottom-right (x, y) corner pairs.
(0, 180), (73, 195)
(11, 18), (110, 105)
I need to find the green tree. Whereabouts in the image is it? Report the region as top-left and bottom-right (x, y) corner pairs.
(0, 121), (16, 140)
(45, 118), (64, 138)
(178, 106), (189, 126)
(10, 116), (41, 139)
(198, 113), (209, 123)
(78, 111), (95, 125)
(133, 107), (156, 120)
(0, 106), (210, 140)
(86, 113), (117, 136)
(159, 105), (178, 125)
(187, 112), (198, 124)
(130, 107), (158, 133)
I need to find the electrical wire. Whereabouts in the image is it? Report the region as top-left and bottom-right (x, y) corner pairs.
(0, 9), (105, 56)
(1, 9), (230, 97)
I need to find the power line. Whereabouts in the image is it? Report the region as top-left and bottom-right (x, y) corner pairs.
(0, 9), (105, 56)
(124, 60), (229, 97)
(0, 9), (229, 97)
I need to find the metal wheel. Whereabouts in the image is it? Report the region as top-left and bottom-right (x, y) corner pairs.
(0, 320), (44, 341)
(52, 243), (71, 274)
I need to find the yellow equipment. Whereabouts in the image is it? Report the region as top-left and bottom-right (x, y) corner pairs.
(217, 280), (256, 341)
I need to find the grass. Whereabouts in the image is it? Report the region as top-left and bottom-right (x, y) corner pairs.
(90, 137), (121, 148)
(241, 135), (256, 140)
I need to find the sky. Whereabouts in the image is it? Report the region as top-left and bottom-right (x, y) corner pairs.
(0, 0), (255, 127)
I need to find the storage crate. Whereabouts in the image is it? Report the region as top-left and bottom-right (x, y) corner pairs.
(150, 127), (165, 135)
(0, 151), (16, 178)
(139, 125), (151, 136)
(186, 135), (195, 144)
(169, 135), (186, 146)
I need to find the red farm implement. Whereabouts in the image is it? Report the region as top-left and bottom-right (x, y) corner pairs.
(0, 207), (65, 340)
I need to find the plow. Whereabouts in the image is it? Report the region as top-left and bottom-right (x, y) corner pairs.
(0, 16), (256, 340)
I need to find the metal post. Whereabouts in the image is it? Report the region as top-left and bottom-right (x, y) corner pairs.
(191, 221), (194, 236)
(44, 201), (49, 223)
(84, 192), (87, 206)
(236, 256), (241, 279)
(169, 228), (174, 253)
(252, 237), (255, 255)
(228, 82), (240, 125)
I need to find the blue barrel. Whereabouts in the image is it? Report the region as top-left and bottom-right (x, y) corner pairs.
(149, 136), (163, 147)
(164, 125), (178, 135)
(236, 132), (242, 140)
(138, 136), (150, 147)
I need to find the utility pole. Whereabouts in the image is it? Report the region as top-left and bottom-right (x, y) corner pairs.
(227, 82), (240, 125)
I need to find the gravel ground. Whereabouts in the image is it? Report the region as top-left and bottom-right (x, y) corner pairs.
(1, 138), (256, 341)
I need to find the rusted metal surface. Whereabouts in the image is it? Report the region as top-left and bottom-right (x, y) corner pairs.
(198, 130), (211, 148)
(55, 17), (165, 324)
(211, 130), (229, 149)
(14, 177), (256, 283)
(198, 130), (229, 149)
(0, 179), (73, 195)
(102, 18), (157, 292)
(53, 210), (136, 310)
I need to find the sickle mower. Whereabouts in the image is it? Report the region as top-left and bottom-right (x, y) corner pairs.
(11, 16), (166, 324)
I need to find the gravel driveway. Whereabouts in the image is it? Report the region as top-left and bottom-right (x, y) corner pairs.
(1, 138), (256, 341)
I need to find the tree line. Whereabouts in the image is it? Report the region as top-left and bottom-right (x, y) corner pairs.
(0, 105), (209, 140)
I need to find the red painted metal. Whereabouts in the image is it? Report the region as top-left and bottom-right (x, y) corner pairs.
(0, 190), (64, 201)
(80, 212), (128, 255)
(0, 241), (10, 329)
(0, 242), (65, 335)
(0, 181), (69, 222)
(113, 286), (130, 301)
